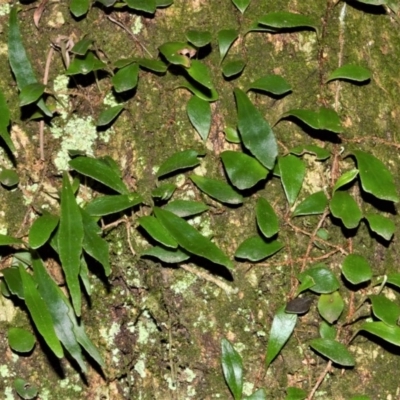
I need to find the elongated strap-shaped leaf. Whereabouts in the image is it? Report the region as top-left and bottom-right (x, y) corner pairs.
(85, 193), (142, 216)
(29, 212), (59, 249)
(309, 338), (354, 366)
(154, 207), (233, 269)
(164, 200), (208, 218)
(221, 338), (243, 400)
(138, 215), (178, 248)
(326, 64), (371, 83)
(141, 245), (190, 263)
(179, 81), (219, 101)
(279, 155), (305, 206)
(232, 0), (250, 14)
(19, 265), (64, 358)
(235, 235), (283, 262)
(333, 169), (359, 193)
(234, 88), (278, 169)
(358, 321), (400, 346)
(187, 96), (211, 141)
(59, 173), (84, 316)
(157, 149), (202, 178)
(258, 11), (318, 33)
(256, 198), (279, 238)
(0, 90), (15, 153)
(0, 234), (23, 246)
(69, 156), (128, 194)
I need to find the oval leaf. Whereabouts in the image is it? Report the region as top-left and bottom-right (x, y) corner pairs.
(163, 200), (208, 217)
(341, 254), (372, 285)
(70, 0), (90, 17)
(285, 296), (313, 315)
(112, 63), (139, 93)
(293, 191), (328, 217)
(248, 74), (291, 96)
(333, 169), (359, 193)
(221, 338), (243, 400)
(0, 169), (19, 187)
(157, 149), (202, 178)
(186, 30), (212, 47)
(326, 64), (371, 83)
(309, 338), (355, 366)
(298, 264), (340, 294)
(232, 0), (250, 14)
(187, 96), (211, 141)
(138, 215), (178, 248)
(369, 294), (400, 326)
(224, 126), (241, 143)
(186, 60), (215, 90)
(317, 291), (344, 324)
(8, 327), (35, 353)
(330, 191), (362, 229)
(319, 321), (336, 340)
(235, 235), (283, 262)
(279, 155), (305, 206)
(256, 197), (279, 238)
(218, 29), (238, 62)
(97, 105), (124, 127)
(14, 378), (38, 400)
(365, 213), (395, 241)
(29, 212), (59, 249)
(222, 60), (246, 78)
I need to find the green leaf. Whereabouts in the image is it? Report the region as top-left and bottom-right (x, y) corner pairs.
(85, 193), (142, 216)
(112, 63), (139, 93)
(218, 29), (238, 62)
(296, 275), (315, 296)
(281, 108), (343, 133)
(0, 169), (19, 187)
(285, 387), (307, 400)
(290, 144), (330, 161)
(124, 0), (156, 13)
(186, 60), (215, 91)
(29, 212), (59, 249)
(235, 235), (283, 262)
(244, 388), (267, 400)
(139, 215), (178, 248)
(80, 257), (91, 296)
(341, 254), (372, 285)
(309, 338), (355, 366)
(2, 267), (24, 299)
(369, 295), (400, 326)
(365, 213), (395, 241)
(224, 126), (241, 143)
(285, 296), (313, 315)
(186, 30), (212, 47)
(319, 321), (336, 340)
(359, 321), (400, 346)
(0, 90), (15, 153)
(298, 264), (340, 294)
(330, 191), (362, 229)
(141, 245), (190, 263)
(97, 105), (124, 126)
(279, 155), (305, 206)
(71, 37), (93, 55)
(327, 64), (371, 83)
(232, 0), (250, 13)
(234, 88), (278, 169)
(256, 198), (279, 238)
(317, 291), (344, 324)
(19, 265), (64, 358)
(136, 58), (168, 73)
(19, 83), (45, 107)
(352, 150), (399, 202)
(58, 172), (84, 316)
(69, 156), (129, 194)
(258, 11), (318, 33)
(248, 74), (292, 96)
(179, 81), (219, 101)
(293, 191), (328, 217)
(159, 42), (196, 67)
(70, 0), (90, 17)
(222, 60), (246, 78)
(152, 183), (176, 200)
(8, 327), (35, 353)
(154, 207), (233, 269)
(186, 96), (211, 141)
(221, 338), (243, 400)
(14, 378), (38, 400)
(156, 0), (173, 6)
(66, 52), (106, 75)
(352, 0), (386, 4)
(164, 200), (208, 217)
(190, 174), (243, 205)
(266, 305), (297, 367)
(0, 234), (23, 246)
(157, 149), (202, 178)
(221, 151), (268, 190)
(386, 273), (400, 289)
(333, 169), (359, 193)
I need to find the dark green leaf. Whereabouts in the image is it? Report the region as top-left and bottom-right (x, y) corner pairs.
(164, 200), (208, 217)
(235, 235), (283, 262)
(235, 88), (278, 169)
(293, 191), (328, 217)
(285, 387), (307, 400)
(112, 63), (139, 93)
(29, 212), (59, 249)
(244, 388), (267, 400)
(341, 254), (372, 285)
(221, 151), (268, 190)
(85, 193), (142, 216)
(0, 90), (15, 153)
(157, 149), (202, 178)
(285, 296), (313, 315)
(152, 183), (176, 200)
(190, 174), (243, 205)
(136, 58), (168, 73)
(97, 105), (124, 126)
(326, 64), (371, 83)
(14, 378), (38, 400)
(279, 155), (305, 205)
(369, 295), (400, 326)
(69, 156), (129, 194)
(154, 207), (233, 269)
(232, 0), (250, 13)
(186, 96), (212, 141)
(2, 267), (24, 299)
(0, 169), (19, 187)
(352, 150), (398, 202)
(141, 245), (190, 263)
(224, 126), (241, 143)
(70, 0), (90, 17)
(298, 264), (340, 294)
(266, 306), (297, 367)
(187, 60), (215, 90)
(19, 83), (45, 107)
(124, 0), (156, 13)
(222, 60), (246, 78)
(71, 37), (92, 55)
(319, 321), (336, 340)
(218, 29), (238, 62)
(330, 191), (362, 229)
(159, 42), (196, 67)
(221, 338), (243, 400)
(66, 52), (106, 75)
(333, 169), (359, 193)
(290, 144), (330, 160)
(258, 11), (318, 33)
(365, 213), (395, 241)
(248, 74), (291, 96)
(0, 234), (23, 246)
(359, 321), (400, 346)
(186, 30), (212, 47)
(139, 215), (178, 248)
(80, 257), (91, 296)
(309, 338), (355, 366)
(317, 291), (344, 324)
(296, 275), (315, 296)
(178, 81), (219, 101)
(256, 197), (279, 238)
(8, 327), (35, 353)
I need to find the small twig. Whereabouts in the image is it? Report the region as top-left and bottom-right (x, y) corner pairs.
(307, 360), (332, 400)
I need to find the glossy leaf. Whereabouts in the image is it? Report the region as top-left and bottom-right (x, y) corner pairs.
(319, 321), (336, 340)
(296, 275), (315, 296)
(232, 0), (250, 13)
(358, 321), (400, 346)
(164, 200), (208, 217)
(19, 83), (45, 107)
(224, 126), (241, 143)
(69, 156), (129, 194)
(318, 291), (344, 324)
(71, 37), (92, 55)
(154, 207), (233, 269)
(309, 338), (355, 366)
(19, 265), (63, 358)
(235, 88), (278, 169)
(222, 60), (246, 78)
(157, 149), (202, 178)
(235, 235), (283, 262)
(29, 212), (59, 249)
(341, 254), (372, 285)
(221, 151), (268, 190)
(290, 144), (330, 161)
(330, 191), (362, 229)
(190, 174), (243, 205)
(179, 81), (219, 101)
(187, 97), (211, 141)
(112, 63), (139, 93)
(124, 0), (156, 13)
(352, 150), (398, 202)
(281, 108), (343, 133)
(369, 295), (400, 326)
(326, 64), (371, 83)
(293, 191), (328, 217)
(186, 30), (212, 47)
(8, 327), (35, 353)
(279, 155), (305, 205)
(152, 183), (176, 200)
(285, 296), (313, 315)
(0, 169), (19, 187)
(0, 90), (15, 153)
(14, 378), (38, 400)
(365, 213), (395, 241)
(187, 60), (215, 90)
(256, 198), (279, 238)
(139, 215), (178, 248)
(258, 11), (318, 33)
(298, 264), (340, 294)
(266, 306), (297, 367)
(248, 74), (291, 96)
(85, 193), (142, 216)
(218, 29), (238, 62)
(66, 52), (106, 75)
(333, 169), (359, 193)
(58, 173), (84, 316)
(97, 105), (124, 126)
(159, 42), (196, 67)
(70, 0), (90, 17)
(2, 267), (24, 299)
(136, 58), (168, 73)
(221, 338), (243, 400)
(0, 234), (23, 246)
(141, 245), (190, 263)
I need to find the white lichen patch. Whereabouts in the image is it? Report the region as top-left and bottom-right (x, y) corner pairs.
(0, 3), (10, 16)
(100, 321), (121, 347)
(0, 295), (17, 322)
(0, 365), (11, 378)
(129, 310), (158, 345)
(131, 16), (143, 35)
(301, 154), (329, 195)
(171, 272), (197, 294)
(134, 357), (147, 378)
(243, 382), (255, 396)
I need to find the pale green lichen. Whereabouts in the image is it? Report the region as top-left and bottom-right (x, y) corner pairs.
(243, 382), (255, 396)
(0, 4), (10, 16)
(131, 16), (143, 35)
(0, 365), (11, 378)
(182, 368), (196, 383)
(170, 272), (197, 294)
(4, 387), (13, 400)
(100, 321), (120, 347)
(134, 357), (146, 378)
